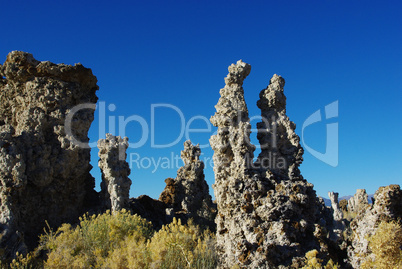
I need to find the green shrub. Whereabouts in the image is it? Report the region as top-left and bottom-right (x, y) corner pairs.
(342, 210), (357, 221)
(302, 249), (338, 269)
(37, 211), (216, 268)
(147, 217), (217, 269)
(339, 199), (348, 212)
(103, 231), (150, 269)
(361, 220), (402, 269)
(0, 252), (37, 269)
(41, 209), (154, 268)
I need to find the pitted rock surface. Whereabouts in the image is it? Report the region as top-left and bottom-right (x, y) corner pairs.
(328, 192), (343, 222)
(209, 61), (339, 268)
(347, 189), (369, 214)
(348, 185), (402, 268)
(159, 140), (215, 229)
(98, 134), (131, 212)
(0, 51), (98, 253)
(256, 74), (304, 180)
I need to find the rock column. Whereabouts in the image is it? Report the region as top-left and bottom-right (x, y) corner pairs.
(0, 51), (98, 252)
(347, 189), (369, 214)
(159, 140), (215, 227)
(210, 61), (335, 268)
(98, 134), (131, 212)
(328, 192), (343, 221)
(210, 60), (258, 267)
(256, 74), (304, 180)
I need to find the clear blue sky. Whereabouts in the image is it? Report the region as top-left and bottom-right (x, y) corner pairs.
(1, 0), (401, 199)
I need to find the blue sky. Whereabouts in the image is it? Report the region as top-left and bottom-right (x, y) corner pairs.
(1, 0), (401, 199)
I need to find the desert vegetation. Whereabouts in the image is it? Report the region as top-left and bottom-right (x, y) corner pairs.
(360, 220), (402, 269)
(3, 212), (401, 268)
(301, 249), (338, 269)
(1, 210), (217, 268)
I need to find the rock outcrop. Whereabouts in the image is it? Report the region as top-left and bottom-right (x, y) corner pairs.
(327, 191), (347, 259)
(328, 192), (343, 222)
(348, 184), (402, 268)
(0, 51), (98, 254)
(159, 140), (215, 229)
(347, 189), (369, 214)
(255, 74), (304, 180)
(98, 134), (131, 212)
(209, 60), (258, 267)
(209, 61), (335, 268)
(129, 195), (169, 230)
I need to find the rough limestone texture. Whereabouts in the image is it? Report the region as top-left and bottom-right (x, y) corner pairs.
(209, 60), (258, 267)
(159, 140), (215, 228)
(328, 192), (343, 222)
(98, 134), (131, 212)
(209, 61), (338, 268)
(327, 191), (347, 256)
(348, 184), (402, 268)
(0, 51), (98, 254)
(255, 74), (304, 180)
(347, 189), (369, 214)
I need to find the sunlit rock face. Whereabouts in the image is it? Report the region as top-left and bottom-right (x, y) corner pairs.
(98, 134), (131, 212)
(348, 184), (402, 268)
(328, 192), (343, 221)
(159, 140), (216, 229)
(210, 60), (342, 268)
(256, 74), (304, 180)
(0, 51), (98, 254)
(347, 189), (369, 214)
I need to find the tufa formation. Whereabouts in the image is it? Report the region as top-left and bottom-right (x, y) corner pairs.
(159, 140), (216, 229)
(255, 74), (304, 180)
(129, 140), (216, 230)
(328, 192), (343, 222)
(98, 133), (132, 212)
(0, 51), (98, 254)
(1, 52), (401, 268)
(347, 188), (369, 214)
(347, 184), (402, 268)
(210, 60), (343, 268)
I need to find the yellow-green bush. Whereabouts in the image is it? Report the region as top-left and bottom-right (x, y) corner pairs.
(302, 249), (338, 269)
(38, 211), (216, 268)
(0, 252), (37, 269)
(147, 218), (217, 269)
(42, 209), (154, 268)
(361, 220), (402, 269)
(105, 217), (217, 269)
(103, 231), (150, 269)
(342, 210), (357, 221)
